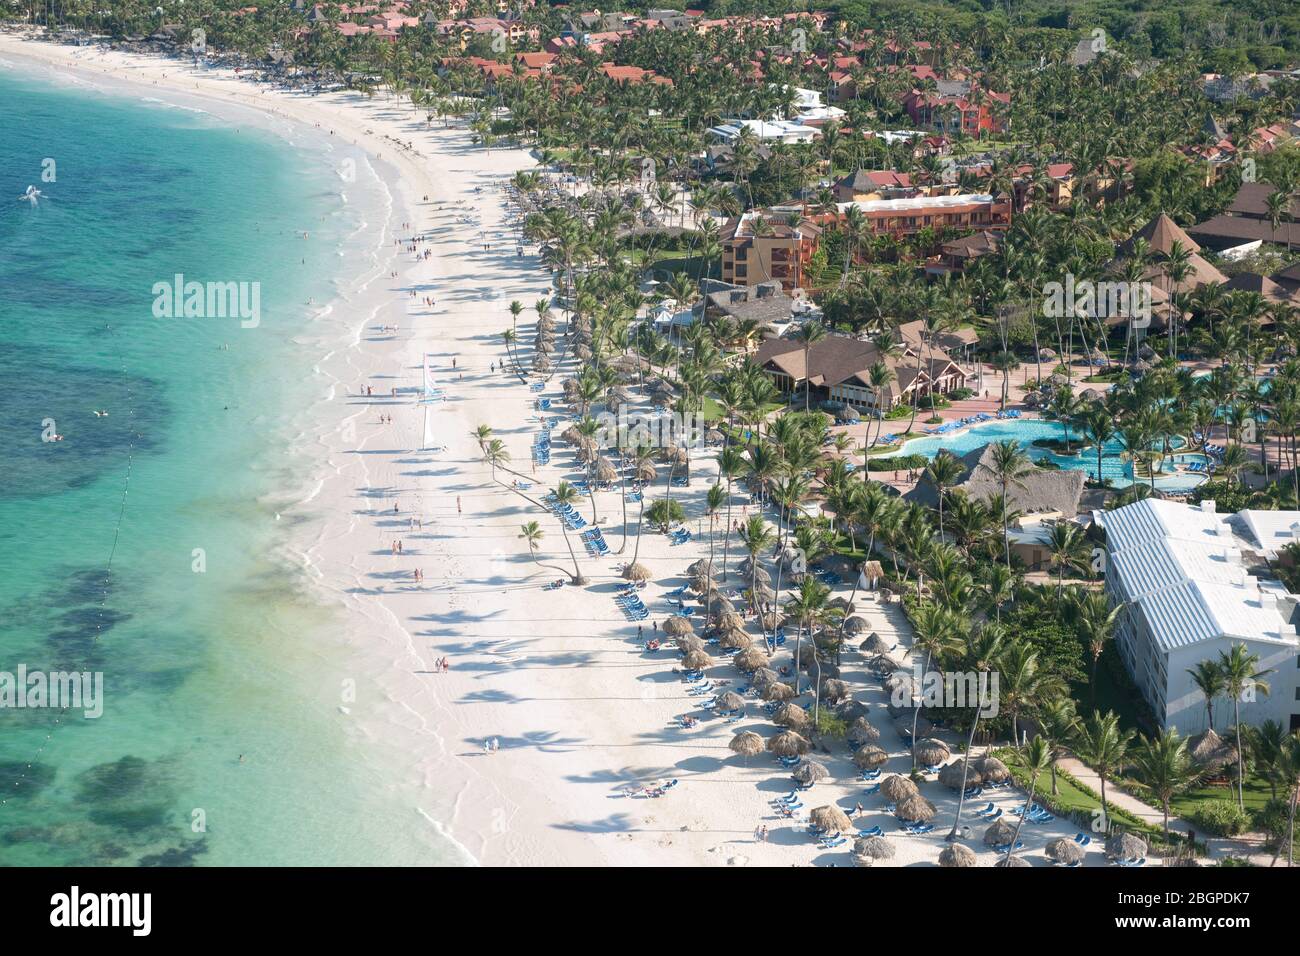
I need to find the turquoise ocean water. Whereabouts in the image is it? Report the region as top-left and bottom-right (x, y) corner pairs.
(0, 65), (448, 865)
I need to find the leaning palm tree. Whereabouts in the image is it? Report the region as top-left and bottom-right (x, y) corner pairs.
(518, 521), (571, 579)
(1005, 736), (1052, 865)
(1218, 643), (1272, 810)
(1128, 728), (1202, 838)
(986, 440), (1031, 568)
(482, 438), (510, 482)
(473, 424), (493, 452)
(704, 482), (726, 581)
(549, 481), (588, 585)
(1072, 709), (1134, 831)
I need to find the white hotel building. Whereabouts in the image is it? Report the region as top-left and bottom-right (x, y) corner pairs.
(1094, 498), (1300, 734)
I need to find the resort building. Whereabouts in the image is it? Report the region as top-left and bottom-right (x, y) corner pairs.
(753, 331), (969, 411)
(719, 210), (822, 290)
(1094, 498), (1300, 734)
(832, 169), (915, 203)
(706, 119), (822, 145)
(1189, 181), (1300, 252)
(835, 193), (1012, 240)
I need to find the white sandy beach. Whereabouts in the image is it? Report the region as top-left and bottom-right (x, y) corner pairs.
(0, 30), (1117, 867)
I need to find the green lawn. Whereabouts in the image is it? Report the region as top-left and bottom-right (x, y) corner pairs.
(1167, 772), (1277, 819)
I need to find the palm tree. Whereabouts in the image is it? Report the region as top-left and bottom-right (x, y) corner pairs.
(1078, 405), (1117, 485)
(739, 515), (776, 652)
(518, 520), (570, 579)
(717, 445), (745, 580)
(1218, 643), (1272, 810)
(947, 622), (1005, 841)
(1129, 728), (1202, 838)
(1045, 521), (1089, 597)
(473, 424), (493, 452)
(483, 438), (510, 480)
(908, 603), (961, 769)
(1187, 659), (1226, 732)
(1072, 589), (1123, 706)
(1072, 709), (1134, 831)
(550, 481), (588, 585)
(923, 450), (964, 538)
(1005, 737), (1051, 864)
(785, 575), (831, 703)
(1038, 697), (1079, 796)
(986, 440), (1031, 568)
(795, 321), (827, 412)
(705, 482), (725, 580)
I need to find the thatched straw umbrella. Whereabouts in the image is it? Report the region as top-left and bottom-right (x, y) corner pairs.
(1046, 837), (1084, 865)
(883, 672), (912, 699)
(996, 855), (1032, 867)
(729, 731), (763, 760)
(848, 717), (881, 747)
(793, 642), (817, 668)
(719, 627), (753, 650)
(534, 336), (554, 355)
(651, 390), (674, 408)
(733, 647), (769, 672)
(792, 759), (829, 786)
(686, 559), (709, 576)
(764, 681), (796, 702)
(895, 794), (936, 823)
(880, 774), (919, 803)
(894, 715), (932, 739)
(852, 745), (888, 770)
(939, 760), (983, 790)
(675, 634), (705, 654)
(984, 818), (1017, 847)
(574, 344), (594, 363)
(746, 583), (776, 605)
(701, 593), (735, 619)
(767, 731), (811, 757)
(689, 574), (714, 595)
(622, 562), (652, 582)
(974, 756), (1010, 784)
(843, 615), (868, 636)
(938, 842), (977, 867)
(534, 355), (553, 373)
(750, 667), (778, 690)
(717, 610), (745, 632)
(739, 561), (772, 586)
(537, 315), (556, 332)
(853, 836), (894, 866)
(1188, 728), (1237, 768)
(837, 700), (869, 723)
(662, 616), (694, 637)
(1104, 832), (1148, 862)
(809, 805), (852, 833)
(714, 691), (745, 713)
(560, 425), (582, 444)
(820, 679), (851, 703)
(681, 649), (714, 670)
(861, 632), (893, 656)
(595, 456), (618, 484)
(636, 460), (658, 483)
(774, 702), (810, 730)
(759, 611), (785, 631)
(914, 738), (951, 767)
(828, 597), (855, 615)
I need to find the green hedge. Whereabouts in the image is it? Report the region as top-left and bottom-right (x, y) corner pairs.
(866, 453), (927, 472)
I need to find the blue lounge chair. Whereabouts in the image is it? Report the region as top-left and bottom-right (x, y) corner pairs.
(862, 783), (881, 795)
(1073, 832), (1092, 846)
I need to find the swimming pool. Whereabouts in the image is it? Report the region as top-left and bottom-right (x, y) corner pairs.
(879, 418), (1208, 492)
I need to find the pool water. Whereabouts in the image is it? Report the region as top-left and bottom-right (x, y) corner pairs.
(882, 418), (1208, 492)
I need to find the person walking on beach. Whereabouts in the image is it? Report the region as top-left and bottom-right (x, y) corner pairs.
(456, 496), (462, 514)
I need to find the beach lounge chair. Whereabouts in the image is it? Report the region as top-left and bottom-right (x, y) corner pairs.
(857, 825), (884, 838)
(974, 802), (996, 817)
(819, 836), (847, 849)
(862, 784), (881, 795)
(992, 841), (1025, 853)
(1073, 833), (1092, 846)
